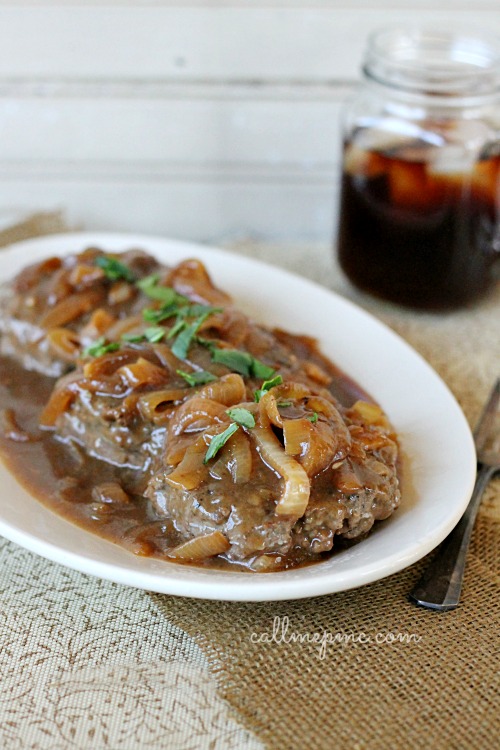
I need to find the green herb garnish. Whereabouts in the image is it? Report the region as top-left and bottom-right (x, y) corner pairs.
(204, 406), (255, 463)
(226, 407), (256, 429)
(176, 369), (217, 387)
(166, 317), (187, 339)
(95, 255), (135, 282)
(136, 274), (187, 304)
(83, 337), (120, 358)
(121, 332), (145, 343)
(144, 326), (165, 343)
(121, 326), (166, 344)
(194, 336), (216, 352)
(182, 304), (222, 318)
(211, 348), (253, 375)
(211, 348), (274, 379)
(308, 412), (318, 424)
(171, 311), (213, 360)
(277, 400), (293, 408)
(204, 423), (240, 463)
(252, 359), (276, 379)
(171, 320), (197, 359)
(144, 302), (221, 339)
(254, 374), (283, 402)
(143, 302), (183, 324)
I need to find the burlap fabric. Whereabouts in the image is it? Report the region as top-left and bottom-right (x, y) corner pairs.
(151, 244), (500, 750)
(1, 222), (499, 749)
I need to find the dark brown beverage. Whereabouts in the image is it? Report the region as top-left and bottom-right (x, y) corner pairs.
(337, 140), (500, 310)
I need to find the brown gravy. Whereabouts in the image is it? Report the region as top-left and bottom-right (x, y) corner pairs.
(0, 340), (370, 572)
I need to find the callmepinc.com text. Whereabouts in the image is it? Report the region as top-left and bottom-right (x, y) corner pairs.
(250, 616), (422, 660)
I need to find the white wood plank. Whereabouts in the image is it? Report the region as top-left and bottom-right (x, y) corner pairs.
(0, 177), (339, 242)
(0, 160), (337, 182)
(0, 2), (497, 244)
(0, 1), (496, 9)
(0, 7), (497, 81)
(0, 95), (344, 164)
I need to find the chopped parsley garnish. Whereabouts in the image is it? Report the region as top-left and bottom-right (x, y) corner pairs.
(144, 326), (165, 343)
(204, 407), (256, 463)
(167, 317), (187, 340)
(204, 423), (240, 464)
(121, 332), (145, 343)
(95, 255), (135, 282)
(254, 374), (283, 402)
(171, 311), (214, 360)
(308, 412), (319, 424)
(211, 348), (252, 374)
(136, 274), (187, 304)
(171, 321), (195, 360)
(176, 369), (217, 387)
(121, 327), (165, 344)
(83, 337), (120, 358)
(252, 359), (276, 379)
(143, 302), (183, 324)
(194, 336), (217, 352)
(226, 407), (255, 429)
(183, 304), (222, 318)
(142, 302), (221, 352)
(277, 400), (293, 408)
(211, 348), (274, 379)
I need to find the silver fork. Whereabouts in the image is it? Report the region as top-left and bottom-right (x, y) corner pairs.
(409, 378), (500, 611)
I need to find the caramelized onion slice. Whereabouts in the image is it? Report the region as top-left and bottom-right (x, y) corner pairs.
(164, 435), (209, 490)
(39, 387), (75, 427)
(252, 422), (310, 517)
(259, 382), (310, 428)
(283, 416), (350, 477)
(170, 397), (229, 436)
(82, 349), (140, 379)
(166, 258), (232, 306)
(302, 361), (332, 386)
(118, 357), (167, 389)
(167, 531), (230, 561)
(349, 424), (395, 452)
(334, 461), (364, 493)
(80, 308), (116, 340)
(14, 255), (61, 293)
(226, 428), (252, 484)
(258, 392), (283, 428)
(349, 400), (391, 430)
(108, 280), (134, 305)
(282, 417), (310, 456)
(165, 432), (197, 466)
(249, 554), (285, 572)
(196, 373), (246, 406)
(209, 428), (252, 484)
(152, 343), (186, 372)
(68, 263), (105, 288)
(105, 314), (144, 340)
(91, 481), (130, 505)
(40, 289), (102, 329)
(46, 328), (81, 362)
(138, 388), (190, 423)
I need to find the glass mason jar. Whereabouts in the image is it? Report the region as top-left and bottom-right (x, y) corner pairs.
(336, 27), (500, 310)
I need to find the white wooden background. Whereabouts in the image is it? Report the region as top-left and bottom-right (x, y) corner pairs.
(0, 1), (498, 242)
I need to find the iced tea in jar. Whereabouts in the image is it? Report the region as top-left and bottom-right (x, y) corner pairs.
(336, 27), (500, 310)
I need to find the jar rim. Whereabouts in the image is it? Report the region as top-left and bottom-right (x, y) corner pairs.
(364, 26), (500, 99)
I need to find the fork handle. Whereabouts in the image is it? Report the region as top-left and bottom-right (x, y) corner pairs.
(409, 464), (496, 611)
